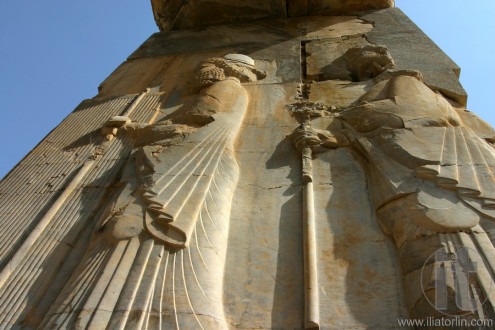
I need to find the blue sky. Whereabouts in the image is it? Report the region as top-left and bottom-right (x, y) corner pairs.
(1, 1), (494, 179)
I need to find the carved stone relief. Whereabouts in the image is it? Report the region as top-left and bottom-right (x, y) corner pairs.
(40, 54), (265, 329)
(2, 9), (495, 329)
(287, 44), (495, 322)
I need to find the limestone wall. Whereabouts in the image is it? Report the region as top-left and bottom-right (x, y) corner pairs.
(0, 7), (492, 329)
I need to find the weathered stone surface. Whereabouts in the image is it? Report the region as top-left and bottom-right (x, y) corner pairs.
(130, 23), (291, 59)
(130, 16), (378, 85)
(152, 0), (286, 31)
(0, 93), (162, 327)
(3, 3), (495, 329)
(321, 47), (495, 320)
(308, 80), (372, 108)
(294, 15), (374, 39)
(98, 56), (175, 98)
(151, 0), (394, 32)
(361, 8), (467, 105)
(304, 0), (395, 16)
(38, 55), (263, 329)
(456, 108), (495, 142)
(312, 148), (408, 328)
(305, 36), (369, 81)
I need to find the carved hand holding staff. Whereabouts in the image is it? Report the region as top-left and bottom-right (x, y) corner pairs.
(41, 54), (265, 329)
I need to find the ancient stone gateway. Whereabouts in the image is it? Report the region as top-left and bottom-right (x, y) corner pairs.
(1, 1), (495, 328)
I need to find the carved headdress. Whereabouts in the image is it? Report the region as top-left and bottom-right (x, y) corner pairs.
(194, 53), (264, 88)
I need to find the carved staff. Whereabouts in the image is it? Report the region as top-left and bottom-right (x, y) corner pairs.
(292, 120), (320, 329)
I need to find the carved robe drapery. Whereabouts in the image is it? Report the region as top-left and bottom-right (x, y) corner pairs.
(40, 56), (259, 329)
(338, 71), (495, 318)
(142, 78), (249, 249)
(340, 74), (495, 235)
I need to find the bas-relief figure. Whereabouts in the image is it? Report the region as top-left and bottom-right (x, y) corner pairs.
(41, 54), (265, 329)
(4, 2), (495, 327)
(42, 47), (495, 327)
(294, 45), (495, 320)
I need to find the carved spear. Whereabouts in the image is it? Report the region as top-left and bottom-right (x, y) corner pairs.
(292, 119), (320, 329)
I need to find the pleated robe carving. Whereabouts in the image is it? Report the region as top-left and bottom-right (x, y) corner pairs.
(41, 79), (249, 329)
(340, 75), (495, 227)
(339, 73), (495, 317)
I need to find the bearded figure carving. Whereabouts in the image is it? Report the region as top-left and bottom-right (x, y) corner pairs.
(322, 45), (495, 320)
(41, 54), (265, 329)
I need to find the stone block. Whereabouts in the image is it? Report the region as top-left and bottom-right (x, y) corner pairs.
(306, 0), (394, 16)
(361, 8), (467, 105)
(308, 80), (372, 109)
(292, 16), (373, 39)
(151, 0), (394, 31)
(305, 36), (369, 81)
